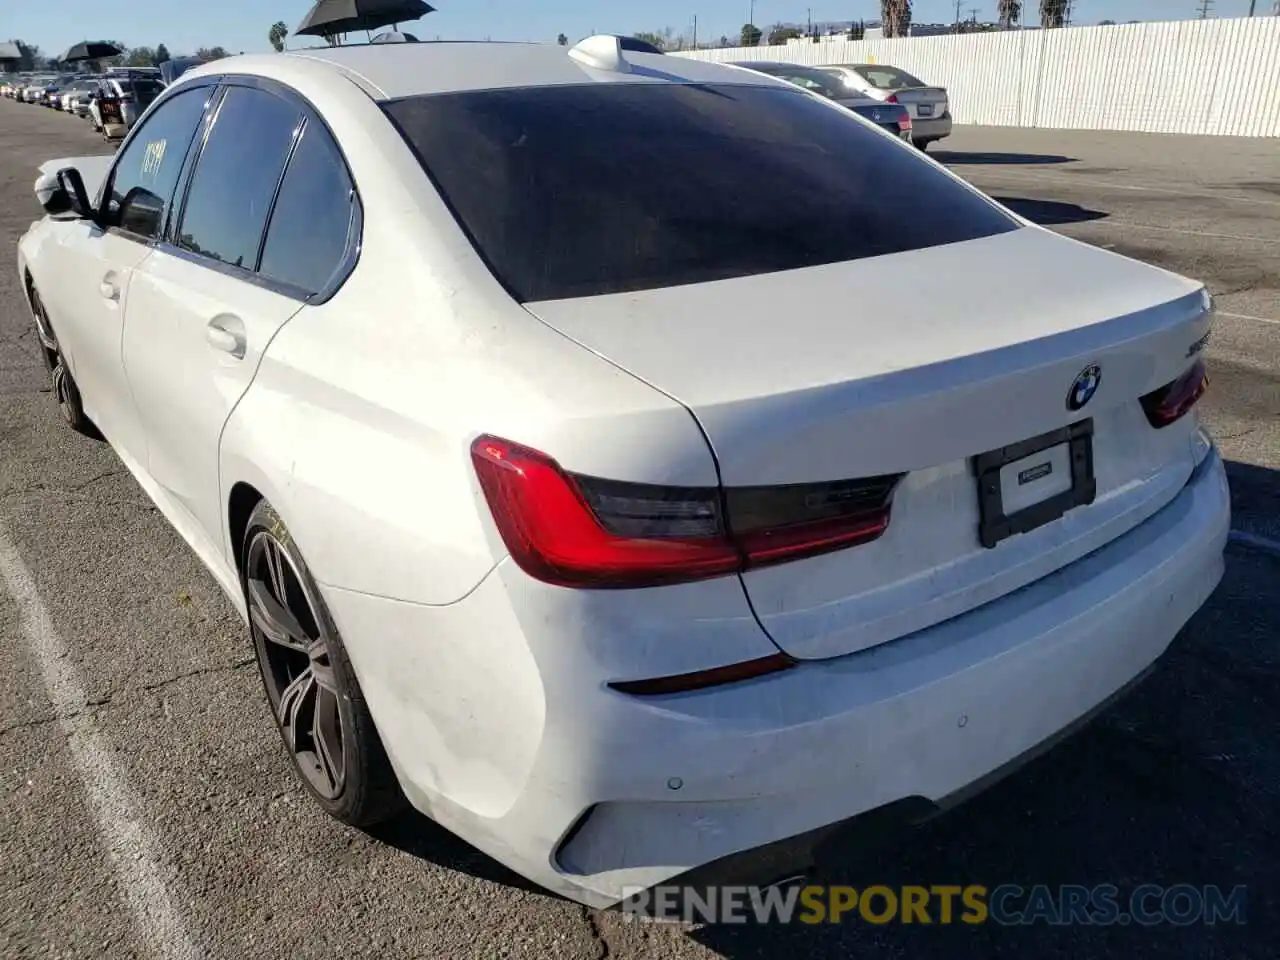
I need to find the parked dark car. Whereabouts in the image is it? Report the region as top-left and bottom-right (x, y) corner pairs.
(733, 61), (913, 142)
(40, 80), (69, 108)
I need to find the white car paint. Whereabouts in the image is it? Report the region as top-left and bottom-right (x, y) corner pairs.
(17, 38), (1229, 907)
(34, 156), (115, 209)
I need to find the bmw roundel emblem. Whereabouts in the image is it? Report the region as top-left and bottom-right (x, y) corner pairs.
(1067, 364), (1102, 411)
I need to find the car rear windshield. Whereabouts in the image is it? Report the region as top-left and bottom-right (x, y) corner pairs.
(382, 83), (1017, 302)
(739, 63), (850, 100)
(854, 65), (926, 90)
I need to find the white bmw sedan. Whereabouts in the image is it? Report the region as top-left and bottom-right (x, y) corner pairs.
(17, 38), (1229, 907)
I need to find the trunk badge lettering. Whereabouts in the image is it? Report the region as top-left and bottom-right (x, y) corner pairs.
(1018, 462), (1053, 485)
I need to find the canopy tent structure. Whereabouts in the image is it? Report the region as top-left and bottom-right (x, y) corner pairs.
(0, 40), (22, 70)
(296, 0), (435, 45)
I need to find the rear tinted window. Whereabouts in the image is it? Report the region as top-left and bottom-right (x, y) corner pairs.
(383, 84), (1015, 302)
(855, 66), (926, 90)
(258, 121), (356, 295)
(739, 63), (850, 100)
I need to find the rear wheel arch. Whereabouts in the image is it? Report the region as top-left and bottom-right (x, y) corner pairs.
(228, 481), (265, 579)
(22, 266), (43, 320)
(241, 496), (407, 825)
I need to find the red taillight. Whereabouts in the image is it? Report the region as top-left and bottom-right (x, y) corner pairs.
(725, 475), (901, 566)
(471, 436), (903, 588)
(885, 93), (900, 103)
(898, 114), (912, 131)
(471, 437), (740, 587)
(1139, 360), (1208, 428)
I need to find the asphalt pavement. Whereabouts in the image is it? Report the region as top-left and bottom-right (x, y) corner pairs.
(1, 100), (1277, 959)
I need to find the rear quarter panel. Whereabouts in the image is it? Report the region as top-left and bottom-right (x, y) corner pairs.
(215, 60), (722, 605)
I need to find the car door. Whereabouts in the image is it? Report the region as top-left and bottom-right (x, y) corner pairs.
(121, 80), (355, 552)
(37, 83), (215, 459)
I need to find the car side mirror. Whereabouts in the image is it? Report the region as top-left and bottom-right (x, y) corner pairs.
(35, 172), (72, 215)
(56, 167), (96, 220)
(118, 186), (165, 238)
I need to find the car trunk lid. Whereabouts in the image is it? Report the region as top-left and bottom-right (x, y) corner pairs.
(524, 227), (1212, 660)
(886, 86), (948, 119)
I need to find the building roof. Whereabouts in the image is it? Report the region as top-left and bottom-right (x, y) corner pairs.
(0, 41), (23, 62)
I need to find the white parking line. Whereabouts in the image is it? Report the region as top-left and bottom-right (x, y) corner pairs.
(967, 168), (1280, 208)
(1218, 311), (1280, 328)
(0, 525), (202, 960)
(1109, 220), (1278, 245)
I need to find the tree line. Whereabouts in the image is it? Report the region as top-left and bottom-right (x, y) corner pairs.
(4, 40), (233, 72)
(630, 0), (1075, 50)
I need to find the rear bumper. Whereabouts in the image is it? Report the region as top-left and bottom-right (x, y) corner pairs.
(330, 447), (1228, 908)
(912, 114), (953, 141)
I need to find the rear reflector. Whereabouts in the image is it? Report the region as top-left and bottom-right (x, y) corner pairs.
(898, 115), (912, 132)
(609, 652), (798, 696)
(471, 436), (903, 588)
(1140, 359), (1208, 428)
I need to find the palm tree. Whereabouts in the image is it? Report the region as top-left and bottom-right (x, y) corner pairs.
(1040, 0), (1069, 28)
(881, 0), (913, 38)
(998, 0), (1022, 28)
(268, 21), (289, 52)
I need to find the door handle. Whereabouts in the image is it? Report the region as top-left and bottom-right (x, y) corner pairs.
(206, 318), (247, 360)
(99, 275), (120, 301)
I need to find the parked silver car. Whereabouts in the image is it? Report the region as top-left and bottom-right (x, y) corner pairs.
(820, 63), (952, 150)
(67, 78), (101, 114)
(88, 76), (165, 139)
(21, 78), (55, 103)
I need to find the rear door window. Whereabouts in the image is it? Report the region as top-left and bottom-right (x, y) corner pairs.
(382, 83), (1016, 302)
(176, 85), (302, 271)
(258, 121), (357, 296)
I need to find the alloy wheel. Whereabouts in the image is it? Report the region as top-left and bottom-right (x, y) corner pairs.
(51, 361), (78, 424)
(31, 291), (75, 422)
(245, 531), (347, 800)
(30, 291), (57, 353)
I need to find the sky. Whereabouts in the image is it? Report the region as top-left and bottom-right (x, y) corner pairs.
(2, 0), (1271, 60)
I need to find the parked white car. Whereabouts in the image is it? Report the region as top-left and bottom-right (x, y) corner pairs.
(821, 63), (953, 150)
(68, 83), (97, 118)
(18, 38), (1227, 908)
(21, 78), (54, 102)
(87, 75), (165, 138)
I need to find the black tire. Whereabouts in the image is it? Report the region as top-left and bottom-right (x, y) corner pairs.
(915, 139), (931, 152)
(29, 287), (103, 440)
(242, 500), (406, 827)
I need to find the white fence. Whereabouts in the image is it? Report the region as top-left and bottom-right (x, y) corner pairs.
(673, 18), (1280, 138)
